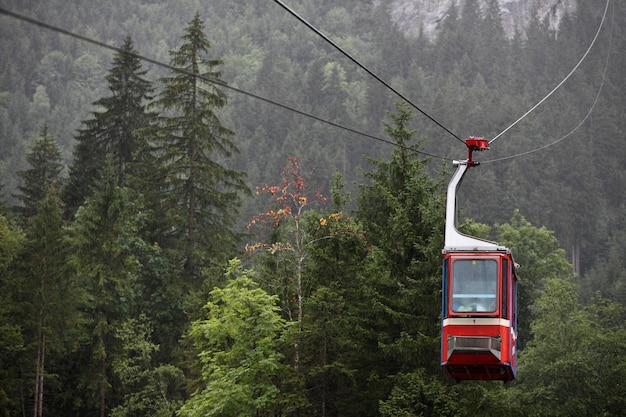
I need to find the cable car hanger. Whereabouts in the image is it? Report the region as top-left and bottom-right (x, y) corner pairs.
(444, 137), (509, 254)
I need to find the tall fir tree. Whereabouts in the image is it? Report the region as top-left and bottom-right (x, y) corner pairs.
(14, 125), (64, 219)
(149, 12), (248, 283)
(64, 36), (153, 216)
(0, 214), (25, 414)
(356, 102), (445, 401)
(19, 186), (78, 417)
(301, 209), (372, 417)
(68, 156), (144, 417)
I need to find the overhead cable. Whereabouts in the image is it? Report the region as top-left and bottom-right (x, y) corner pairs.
(0, 6), (452, 161)
(488, 0), (611, 145)
(483, 0), (614, 164)
(272, 0), (465, 145)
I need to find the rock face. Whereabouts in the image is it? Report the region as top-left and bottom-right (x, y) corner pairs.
(388, 0), (578, 39)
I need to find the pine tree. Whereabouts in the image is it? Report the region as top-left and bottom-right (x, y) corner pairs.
(14, 125), (64, 219)
(68, 156), (144, 417)
(110, 314), (185, 417)
(64, 36), (153, 216)
(149, 12), (248, 283)
(356, 102), (445, 393)
(20, 186), (77, 417)
(301, 210), (371, 416)
(0, 214), (25, 413)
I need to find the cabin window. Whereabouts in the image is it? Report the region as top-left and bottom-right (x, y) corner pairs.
(501, 259), (509, 319)
(442, 259), (449, 319)
(451, 259), (498, 313)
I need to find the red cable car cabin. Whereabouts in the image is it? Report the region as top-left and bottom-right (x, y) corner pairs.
(441, 249), (518, 381)
(441, 138), (518, 382)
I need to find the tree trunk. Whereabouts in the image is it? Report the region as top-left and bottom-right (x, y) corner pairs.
(100, 329), (107, 417)
(294, 254), (303, 370)
(33, 331), (45, 417)
(571, 243), (580, 275)
(33, 274), (46, 417)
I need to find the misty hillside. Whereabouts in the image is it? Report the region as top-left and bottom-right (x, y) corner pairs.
(0, 1), (625, 416)
(390, 0), (578, 38)
(1, 0), (621, 274)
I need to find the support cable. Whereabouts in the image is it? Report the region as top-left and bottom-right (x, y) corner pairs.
(483, 0), (614, 163)
(0, 6), (452, 161)
(272, 0), (465, 145)
(488, 0), (611, 145)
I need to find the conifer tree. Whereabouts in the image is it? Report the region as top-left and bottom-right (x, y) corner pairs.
(64, 36), (153, 216)
(14, 125), (64, 219)
(0, 214), (25, 412)
(356, 102), (444, 394)
(20, 186), (76, 417)
(68, 156), (143, 417)
(110, 314), (185, 417)
(150, 12), (248, 282)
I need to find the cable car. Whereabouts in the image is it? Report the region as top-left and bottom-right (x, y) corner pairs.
(441, 138), (518, 382)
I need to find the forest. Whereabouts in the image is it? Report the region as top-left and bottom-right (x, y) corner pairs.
(0, 0), (625, 416)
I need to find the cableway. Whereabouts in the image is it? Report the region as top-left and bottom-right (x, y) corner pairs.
(0, 0), (614, 165)
(273, 0), (613, 165)
(0, 6), (452, 162)
(272, 0), (465, 145)
(483, 0), (612, 161)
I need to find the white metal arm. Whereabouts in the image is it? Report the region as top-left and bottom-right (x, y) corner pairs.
(444, 160), (506, 252)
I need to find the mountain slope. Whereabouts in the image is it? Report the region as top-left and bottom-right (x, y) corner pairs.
(388, 0), (577, 38)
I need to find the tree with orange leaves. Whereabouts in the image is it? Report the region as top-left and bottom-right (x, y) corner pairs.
(246, 158), (366, 367)
(247, 157), (327, 332)
(247, 158), (370, 416)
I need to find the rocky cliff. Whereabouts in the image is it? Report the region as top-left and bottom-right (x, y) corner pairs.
(388, 0), (577, 39)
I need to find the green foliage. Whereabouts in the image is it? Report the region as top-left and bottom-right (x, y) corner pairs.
(70, 156), (142, 314)
(111, 314), (185, 417)
(0, 2), (625, 415)
(14, 125), (64, 219)
(149, 12), (248, 281)
(379, 369), (461, 417)
(0, 214), (23, 271)
(64, 36), (154, 216)
(248, 160), (373, 416)
(511, 277), (626, 416)
(299, 217), (371, 415)
(180, 258), (286, 417)
(0, 215), (25, 413)
(22, 185), (85, 417)
(357, 102), (444, 373)
(68, 155), (146, 415)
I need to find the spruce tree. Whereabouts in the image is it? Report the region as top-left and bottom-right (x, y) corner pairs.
(356, 102), (444, 391)
(14, 125), (64, 219)
(68, 156), (143, 416)
(150, 12), (248, 283)
(0, 214), (25, 412)
(20, 186), (77, 417)
(64, 36), (153, 216)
